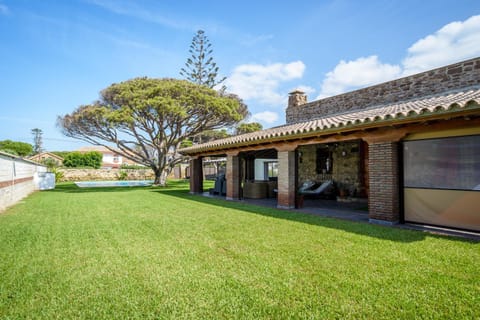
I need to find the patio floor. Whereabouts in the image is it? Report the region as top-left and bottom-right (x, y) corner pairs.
(203, 192), (369, 223)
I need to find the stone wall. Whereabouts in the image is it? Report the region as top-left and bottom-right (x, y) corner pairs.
(58, 168), (155, 182)
(297, 145), (332, 183)
(297, 141), (363, 196)
(287, 57), (480, 123)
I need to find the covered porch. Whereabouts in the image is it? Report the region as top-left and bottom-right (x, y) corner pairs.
(185, 131), (388, 221)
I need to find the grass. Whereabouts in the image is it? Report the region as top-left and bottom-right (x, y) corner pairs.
(0, 180), (478, 319)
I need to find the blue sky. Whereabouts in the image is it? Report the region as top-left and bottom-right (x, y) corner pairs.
(1, 0), (479, 151)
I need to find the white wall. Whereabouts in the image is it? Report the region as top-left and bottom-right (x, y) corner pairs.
(254, 158), (278, 181)
(102, 153), (122, 167)
(0, 153), (46, 212)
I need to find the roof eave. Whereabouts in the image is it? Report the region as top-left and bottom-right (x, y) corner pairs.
(179, 106), (480, 155)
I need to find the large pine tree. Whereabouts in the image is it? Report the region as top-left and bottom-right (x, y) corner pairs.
(180, 30), (226, 89)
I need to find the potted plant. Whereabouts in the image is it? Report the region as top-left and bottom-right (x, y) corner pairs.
(337, 182), (349, 200)
(296, 193), (304, 208)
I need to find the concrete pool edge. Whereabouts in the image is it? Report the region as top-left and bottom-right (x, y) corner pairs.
(74, 180), (154, 188)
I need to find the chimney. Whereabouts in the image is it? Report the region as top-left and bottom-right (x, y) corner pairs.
(288, 89), (307, 108)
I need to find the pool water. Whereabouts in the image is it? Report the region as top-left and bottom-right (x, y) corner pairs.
(75, 180), (154, 188)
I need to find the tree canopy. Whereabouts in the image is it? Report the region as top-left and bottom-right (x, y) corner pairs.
(180, 30), (226, 89)
(193, 128), (231, 144)
(57, 77), (248, 185)
(0, 140), (33, 156)
(235, 122), (263, 135)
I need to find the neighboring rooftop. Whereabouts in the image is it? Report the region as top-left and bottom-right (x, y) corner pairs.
(76, 146), (119, 154)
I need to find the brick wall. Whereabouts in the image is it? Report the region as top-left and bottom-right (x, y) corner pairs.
(277, 150), (296, 208)
(287, 57), (480, 123)
(226, 155), (240, 200)
(368, 142), (400, 222)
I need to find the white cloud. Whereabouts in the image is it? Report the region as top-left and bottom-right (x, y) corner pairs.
(318, 56), (401, 98)
(316, 15), (480, 99)
(403, 15), (480, 75)
(251, 111), (279, 124)
(226, 61), (306, 105)
(0, 4), (9, 15)
(295, 85), (316, 95)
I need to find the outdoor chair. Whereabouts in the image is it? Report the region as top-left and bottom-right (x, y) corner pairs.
(211, 174), (225, 195)
(299, 180), (335, 199)
(298, 180), (316, 193)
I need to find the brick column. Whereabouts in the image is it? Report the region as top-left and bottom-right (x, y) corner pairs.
(226, 153), (240, 200)
(368, 142), (400, 224)
(277, 150), (296, 209)
(189, 157), (203, 194)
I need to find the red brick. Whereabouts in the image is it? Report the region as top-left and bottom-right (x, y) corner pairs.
(368, 142), (400, 222)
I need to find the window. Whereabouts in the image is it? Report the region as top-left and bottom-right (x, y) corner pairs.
(403, 135), (480, 191)
(264, 161), (278, 179)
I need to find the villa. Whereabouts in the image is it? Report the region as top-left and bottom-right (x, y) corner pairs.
(180, 57), (480, 232)
(76, 146), (143, 169)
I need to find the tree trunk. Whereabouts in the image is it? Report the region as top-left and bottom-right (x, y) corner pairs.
(153, 167), (169, 187)
(159, 170), (169, 186)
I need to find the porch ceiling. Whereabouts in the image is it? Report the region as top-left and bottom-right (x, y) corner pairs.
(180, 87), (480, 155)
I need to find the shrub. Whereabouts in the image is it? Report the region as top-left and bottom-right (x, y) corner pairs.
(63, 152), (83, 167)
(84, 151), (102, 169)
(120, 164), (147, 170)
(41, 158), (60, 170)
(117, 170), (128, 180)
(63, 151), (102, 168)
(51, 168), (64, 182)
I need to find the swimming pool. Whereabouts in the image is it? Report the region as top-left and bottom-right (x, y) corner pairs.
(75, 180), (154, 188)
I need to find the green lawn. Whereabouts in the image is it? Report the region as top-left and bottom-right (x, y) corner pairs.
(0, 181), (478, 319)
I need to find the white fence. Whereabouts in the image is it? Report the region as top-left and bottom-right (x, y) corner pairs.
(0, 151), (47, 212)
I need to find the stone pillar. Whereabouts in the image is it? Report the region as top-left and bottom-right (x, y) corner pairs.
(226, 153), (240, 200)
(189, 157), (203, 194)
(286, 89), (308, 123)
(367, 142), (400, 224)
(277, 150), (296, 209)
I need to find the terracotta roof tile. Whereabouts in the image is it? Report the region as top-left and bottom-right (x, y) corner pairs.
(180, 88), (480, 154)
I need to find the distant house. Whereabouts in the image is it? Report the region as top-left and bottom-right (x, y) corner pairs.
(76, 146), (142, 169)
(28, 152), (64, 166)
